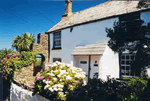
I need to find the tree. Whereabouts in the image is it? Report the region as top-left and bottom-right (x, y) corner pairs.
(12, 33), (35, 52)
(137, 0), (150, 8)
(106, 17), (150, 76)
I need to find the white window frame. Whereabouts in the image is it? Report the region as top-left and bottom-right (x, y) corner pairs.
(53, 32), (61, 48)
(120, 53), (136, 77)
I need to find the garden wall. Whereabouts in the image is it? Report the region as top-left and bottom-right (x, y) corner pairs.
(10, 83), (50, 101)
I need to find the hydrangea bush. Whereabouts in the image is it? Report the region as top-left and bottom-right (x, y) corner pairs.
(34, 61), (86, 101)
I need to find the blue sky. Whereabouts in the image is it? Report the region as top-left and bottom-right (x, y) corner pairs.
(0, 0), (106, 50)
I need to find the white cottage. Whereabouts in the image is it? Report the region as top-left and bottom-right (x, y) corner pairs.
(45, 0), (150, 80)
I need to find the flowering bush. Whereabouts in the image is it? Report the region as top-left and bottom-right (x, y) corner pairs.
(34, 61), (86, 101)
(0, 53), (21, 82)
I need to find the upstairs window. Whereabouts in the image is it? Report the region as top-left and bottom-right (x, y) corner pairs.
(53, 32), (61, 49)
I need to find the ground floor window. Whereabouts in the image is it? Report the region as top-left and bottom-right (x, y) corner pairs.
(120, 54), (135, 77)
(53, 58), (61, 62)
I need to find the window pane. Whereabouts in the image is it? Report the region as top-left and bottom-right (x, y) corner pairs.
(131, 55), (135, 60)
(122, 55), (125, 59)
(126, 66), (130, 70)
(121, 61), (125, 64)
(126, 61), (130, 65)
(126, 55), (129, 60)
(53, 58), (61, 62)
(54, 32), (61, 48)
(126, 71), (130, 76)
(80, 61), (87, 64)
(121, 66), (125, 69)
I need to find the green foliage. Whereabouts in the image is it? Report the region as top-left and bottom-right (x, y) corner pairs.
(117, 77), (148, 101)
(20, 51), (38, 66)
(12, 33), (35, 52)
(0, 51), (38, 82)
(0, 48), (14, 61)
(35, 59), (42, 67)
(106, 19), (150, 76)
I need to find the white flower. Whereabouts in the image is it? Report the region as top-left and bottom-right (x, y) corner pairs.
(66, 75), (72, 80)
(83, 80), (87, 86)
(47, 73), (55, 76)
(44, 85), (50, 90)
(49, 87), (54, 92)
(53, 87), (58, 91)
(43, 79), (46, 83)
(53, 77), (57, 81)
(45, 81), (52, 84)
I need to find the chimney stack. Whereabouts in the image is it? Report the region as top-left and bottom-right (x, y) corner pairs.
(62, 0), (73, 21)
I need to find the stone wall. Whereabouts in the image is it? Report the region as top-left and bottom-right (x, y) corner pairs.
(33, 33), (49, 64)
(10, 83), (50, 101)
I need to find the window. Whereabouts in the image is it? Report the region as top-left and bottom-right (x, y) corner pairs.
(53, 58), (61, 62)
(53, 32), (61, 49)
(80, 61), (87, 64)
(120, 54), (135, 77)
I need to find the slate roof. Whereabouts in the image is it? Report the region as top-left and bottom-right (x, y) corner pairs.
(71, 43), (107, 55)
(46, 1), (150, 33)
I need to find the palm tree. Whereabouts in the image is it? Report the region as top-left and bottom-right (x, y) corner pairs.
(12, 33), (35, 52)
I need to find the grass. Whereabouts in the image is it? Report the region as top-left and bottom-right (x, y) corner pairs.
(35, 59), (42, 67)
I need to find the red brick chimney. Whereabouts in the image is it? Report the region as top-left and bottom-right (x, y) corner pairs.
(62, 0), (73, 21)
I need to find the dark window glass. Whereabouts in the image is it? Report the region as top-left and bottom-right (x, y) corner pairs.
(131, 55), (135, 60)
(53, 32), (61, 48)
(122, 55), (125, 59)
(126, 70), (130, 76)
(121, 66), (125, 70)
(126, 55), (129, 60)
(80, 61), (87, 64)
(121, 61), (125, 64)
(126, 66), (130, 70)
(126, 61), (130, 65)
(53, 58), (61, 62)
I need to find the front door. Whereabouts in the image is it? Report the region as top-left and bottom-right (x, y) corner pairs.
(79, 58), (88, 82)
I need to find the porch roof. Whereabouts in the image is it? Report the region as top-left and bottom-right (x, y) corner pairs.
(71, 43), (107, 55)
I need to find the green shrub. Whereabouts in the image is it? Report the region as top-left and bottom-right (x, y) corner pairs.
(35, 59), (42, 67)
(117, 77), (148, 101)
(0, 48), (14, 61)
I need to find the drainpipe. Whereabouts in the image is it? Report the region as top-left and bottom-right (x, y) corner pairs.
(88, 55), (91, 84)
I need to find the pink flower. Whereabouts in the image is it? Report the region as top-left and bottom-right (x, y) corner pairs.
(3, 73), (5, 75)
(1, 60), (3, 63)
(40, 70), (43, 73)
(36, 77), (40, 81)
(2, 76), (3, 78)
(10, 68), (12, 71)
(4, 66), (7, 70)
(4, 76), (7, 79)
(30, 83), (34, 86)
(48, 66), (51, 68)
(13, 54), (16, 58)
(44, 69), (47, 71)
(7, 54), (11, 58)
(3, 58), (6, 61)
(46, 77), (50, 81)
(40, 76), (44, 80)
(36, 73), (39, 78)
(18, 54), (21, 57)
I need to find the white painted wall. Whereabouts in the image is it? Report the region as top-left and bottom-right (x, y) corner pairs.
(10, 83), (50, 101)
(49, 17), (118, 63)
(99, 45), (119, 80)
